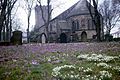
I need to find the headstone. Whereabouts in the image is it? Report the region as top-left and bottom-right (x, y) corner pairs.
(105, 34), (113, 41)
(41, 34), (46, 43)
(11, 30), (22, 45)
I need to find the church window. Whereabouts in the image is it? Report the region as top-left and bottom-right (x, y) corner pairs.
(88, 19), (94, 30)
(76, 21), (79, 30)
(72, 21), (76, 32)
(50, 24), (52, 31)
(81, 19), (85, 27)
(88, 19), (91, 30)
(72, 20), (80, 31)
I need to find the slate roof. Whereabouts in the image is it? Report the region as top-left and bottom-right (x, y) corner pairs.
(67, 0), (94, 17)
(53, 0), (94, 20)
(53, 1), (78, 20)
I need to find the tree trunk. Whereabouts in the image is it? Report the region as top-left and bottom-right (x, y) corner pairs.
(6, 14), (10, 42)
(6, 0), (11, 42)
(46, 24), (49, 43)
(46, 0), (50, 43)
(10, 14), (12, 40)
(6, 28), (9, 41)
(27, 15), (30, 43)
(87, 0), (102, 42)
(3, 26), (6, 41)
(107, 29), (111, 35)
(0, 30), (2, 41)
(96, 14), (101, 42)
(0, 0), (7, 41)
(93, 0), (101, 42)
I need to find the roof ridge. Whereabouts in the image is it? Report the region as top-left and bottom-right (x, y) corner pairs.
(67, 0), (94, 18)
(51, 0), (81, 20)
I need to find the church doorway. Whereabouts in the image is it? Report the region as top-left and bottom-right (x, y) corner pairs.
(60, 33), (67, 43)
(81, 31), (87, 42)
(41, 33), (46, 43)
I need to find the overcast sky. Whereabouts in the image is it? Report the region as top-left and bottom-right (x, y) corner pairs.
(13, 0), (118, 33)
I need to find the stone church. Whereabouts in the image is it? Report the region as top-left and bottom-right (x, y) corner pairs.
(30, 0), (103, 43)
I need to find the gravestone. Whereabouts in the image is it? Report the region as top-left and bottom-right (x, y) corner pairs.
(41, 34), (46, 43)
(105, 34), (113, 41)
(11, 31), (22, 45)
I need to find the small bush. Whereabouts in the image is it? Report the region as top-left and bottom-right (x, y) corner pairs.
(104, 34), (113, 42)
(113, 38), (120, 42)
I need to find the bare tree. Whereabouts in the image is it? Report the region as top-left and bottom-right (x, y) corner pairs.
(99, 0), (120, 35)
(112, 0), (120, 4)
(23, 0), (34, 43)
(87, 0), (102, 42)
(0, 0), (7, 41)
(11, 2), (20, 30)
(12, 17), (22, 31)
(0, 0), (17, 41)
(6, 0), (18, 41)
(37, 0), (53, 42)
(37, 0), (64, 42)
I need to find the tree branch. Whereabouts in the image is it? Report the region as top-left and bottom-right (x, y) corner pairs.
(37, 0), (46, 24)
(86, 0), (96, 26)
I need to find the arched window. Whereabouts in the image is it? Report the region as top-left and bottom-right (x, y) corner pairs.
(76, 21), (79, 30)
(72, 21), (76, 32)
(50, 24), (52, 31)
(88, 19), (90, 30)
(88, 19), (96, 30)
(72, 20), (80, 31)
(88, 19), (94, 30)
(81, 19), (85, 27)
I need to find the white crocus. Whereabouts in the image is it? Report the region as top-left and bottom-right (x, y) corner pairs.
(99, 71), (112, 79)
(97, 63), (111, 69)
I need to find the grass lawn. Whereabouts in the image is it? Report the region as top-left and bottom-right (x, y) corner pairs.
(0, 42), (120, 80)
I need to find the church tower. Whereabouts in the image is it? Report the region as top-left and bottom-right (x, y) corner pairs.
(34, 5), (51, 29)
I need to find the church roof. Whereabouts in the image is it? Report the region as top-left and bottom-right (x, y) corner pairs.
(53, 1), (78, 20)
(67, 0), (94, 17)
(53, 0), (94, 20)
